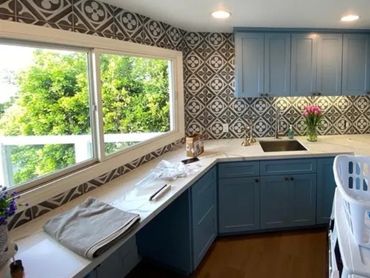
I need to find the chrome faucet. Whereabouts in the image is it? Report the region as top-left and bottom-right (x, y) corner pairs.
(241, 121), (256, 146)
(275, 106), (283, 139)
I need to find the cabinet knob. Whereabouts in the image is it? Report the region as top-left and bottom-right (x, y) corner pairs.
(290, 177), (294, 181)
(255, 178), (259, 183)
(284, 177), (289, 181)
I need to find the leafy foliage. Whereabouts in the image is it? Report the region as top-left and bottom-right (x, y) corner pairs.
(0, 50), (170, 185)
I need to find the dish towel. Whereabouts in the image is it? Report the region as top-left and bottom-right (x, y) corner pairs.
(43, 197), (140, 259)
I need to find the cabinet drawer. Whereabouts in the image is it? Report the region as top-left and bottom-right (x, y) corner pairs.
(218, 161), (259, 178)
(260, 159), (316, 175)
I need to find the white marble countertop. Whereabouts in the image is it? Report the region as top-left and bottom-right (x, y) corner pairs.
(1, 134), (369, 278)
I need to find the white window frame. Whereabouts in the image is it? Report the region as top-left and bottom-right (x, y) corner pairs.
(94, 49), (178, 161)
(0, 20), (184, 206)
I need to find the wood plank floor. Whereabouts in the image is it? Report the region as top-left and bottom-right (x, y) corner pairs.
(128, 229), (328, 278)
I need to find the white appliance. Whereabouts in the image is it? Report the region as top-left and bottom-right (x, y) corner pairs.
(329, 189), (370, 278)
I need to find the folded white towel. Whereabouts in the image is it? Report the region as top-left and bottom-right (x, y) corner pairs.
(43, 198), (140, 259)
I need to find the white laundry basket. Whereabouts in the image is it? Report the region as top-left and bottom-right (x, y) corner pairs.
(334, 155), (370, 247)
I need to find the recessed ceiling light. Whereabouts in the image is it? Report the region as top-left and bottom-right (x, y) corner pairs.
(211, 10), (231, 19)
(341, 14), (359, 22)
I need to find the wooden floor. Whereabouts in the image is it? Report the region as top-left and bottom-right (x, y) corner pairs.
(128, 229), (328, 278)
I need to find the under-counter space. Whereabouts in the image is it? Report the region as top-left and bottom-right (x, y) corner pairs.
(1, 134), (370, 278)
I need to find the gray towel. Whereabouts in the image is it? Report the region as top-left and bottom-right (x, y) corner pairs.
(43, 198), (140, 259)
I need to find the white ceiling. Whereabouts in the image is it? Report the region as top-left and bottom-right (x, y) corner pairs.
(101, 0), (370, 32)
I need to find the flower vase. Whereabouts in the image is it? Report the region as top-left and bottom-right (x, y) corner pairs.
(307, 126), (318, 142)
(0, 224), (16, 267)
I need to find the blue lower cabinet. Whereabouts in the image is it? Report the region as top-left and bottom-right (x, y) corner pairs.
(136, 167), (217, 275)
(261, 174), (316, 229)
(289, 174), (317, 227)
(88, 157), (336, 277)
(218, 161), (259, 179)
(260, 175), (290, 229)
(260, 159), (316, 176)
(316, 157), (336, 224)
(136, 190), (193, 275)
(191, 167), (217, 269)
(92, 236), (140, 278)
(218, 177), (260, 234)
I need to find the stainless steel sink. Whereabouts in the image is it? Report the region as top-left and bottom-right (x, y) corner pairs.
(259, 140), (307, 152)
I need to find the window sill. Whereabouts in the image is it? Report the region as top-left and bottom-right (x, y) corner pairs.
(18, 130), (184, 210)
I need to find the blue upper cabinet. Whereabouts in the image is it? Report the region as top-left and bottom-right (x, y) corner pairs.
(235, 32), (265, 97)
(291, 34), (318, 96)
(234, 29), (370, 97)
(264, 33), (291, 97)
(292, 33), (343, 96)
(317, 34), (343, 96)
(342, 34), (370, 96)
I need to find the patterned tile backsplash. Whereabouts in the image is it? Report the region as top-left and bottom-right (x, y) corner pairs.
(182, 32), (370, 139)
(1, 0), (369, 229)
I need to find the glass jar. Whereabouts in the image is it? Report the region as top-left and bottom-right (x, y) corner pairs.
(306, 125), (318, 142)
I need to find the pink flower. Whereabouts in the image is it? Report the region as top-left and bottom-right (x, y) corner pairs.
(302, 104), (323, 128)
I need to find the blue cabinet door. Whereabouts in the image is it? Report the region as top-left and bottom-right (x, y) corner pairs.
(261, 174), (317, 229)
(316, 157), (336, 224)
(218, 177), (260, 234)
(289, 174), (317, 227)
(235, 32), (264, 97)
(136, 190), (193, 275)
(342, 34), (370, 95)
(317, 34), (343, 96)
(191, 167), (217, 269)
(291, 34), (318, 96)
(264, 33), (291, 97)
(260, 175), (290, 229)
(95, 236), (140, 278)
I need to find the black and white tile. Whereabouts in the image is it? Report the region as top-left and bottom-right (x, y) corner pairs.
(73, 0), (115, 37)
(0, 0), (16, 20)
(182, 32), (370, 139)
(16, 0), (73, 29)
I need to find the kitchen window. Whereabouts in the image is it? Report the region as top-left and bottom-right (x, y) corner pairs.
(99, 52), (172, 156)
(0, 42), (95, 189)
(0, 21), (184, 198)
